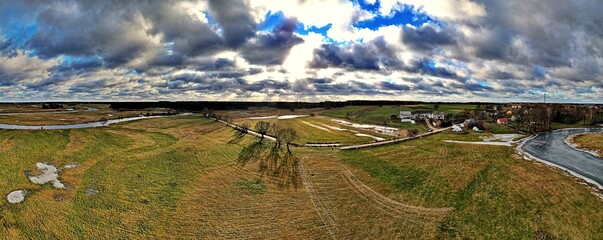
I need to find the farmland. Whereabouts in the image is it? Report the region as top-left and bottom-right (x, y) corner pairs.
(0, 107), (602, 239)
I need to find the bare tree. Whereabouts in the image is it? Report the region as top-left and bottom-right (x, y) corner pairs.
(255, 121), (271, 142)
(280, 127), (298, 153)
(240, 122), (250, 133)
(269, 123), (284, 148)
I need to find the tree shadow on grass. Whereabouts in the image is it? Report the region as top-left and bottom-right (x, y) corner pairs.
(228, 128), (248, 144)
(236, 140), (301, 188)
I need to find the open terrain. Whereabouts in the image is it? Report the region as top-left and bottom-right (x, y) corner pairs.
(0, 104), (169, 125)
(570, 133), (603, 156)
(0, 109), (602, 239)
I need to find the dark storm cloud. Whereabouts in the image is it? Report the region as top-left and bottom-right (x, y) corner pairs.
(380, 81), (410, 91)
(310, 37), (401, 71)
(401, 25), (457, 51)
(208, 0), (257, 48)
(0, 39), (18, 58)
(241, 18), (304, 65)
(144, 2), (223, 57)
(24, 1), (153, 66)
(404, 58), (460, 80)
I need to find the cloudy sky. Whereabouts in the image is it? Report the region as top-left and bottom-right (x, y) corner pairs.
(0, 0), (602, 102)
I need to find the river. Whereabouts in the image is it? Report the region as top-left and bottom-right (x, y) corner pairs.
(520, 128), (603, 189)
(0, 115), (166, 130)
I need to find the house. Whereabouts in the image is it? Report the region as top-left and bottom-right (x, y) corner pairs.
(400, 111), (412, 123)
(511, 104), (522, 109)
(497, 118), (508, 124)
(412, 111), (432, 119)
(431, 112), (446, 120)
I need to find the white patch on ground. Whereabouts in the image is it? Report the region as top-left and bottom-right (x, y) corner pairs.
(331, 119), (398, 136)
(85, 187), (99, 196)
(305, 143), (342, 147)
(248, 115), (278, 120)
(443, 140), (513, 146)
(63, 162), (81, 169)
(248, 115), (307, 120)
(28, 162), (65, 189)
(355, 133), (386, 141)
(479, 136), (499, 142)
(301, 121), (331, 132)
(7, 190), (27, 204)
(320, 124), (347, 131)
(494, 134), (523, 142)
(277, 115), (307, 119)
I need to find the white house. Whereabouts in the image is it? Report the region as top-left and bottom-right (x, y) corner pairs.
(400, 111), (413, 123)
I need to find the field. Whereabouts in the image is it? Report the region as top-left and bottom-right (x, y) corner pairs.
(0, 104), (168, 125)
(571, 133), (603, 156)
(232, 115), (393, 145)
(1, 111), (602, 239)
(322, 104), (480, 133)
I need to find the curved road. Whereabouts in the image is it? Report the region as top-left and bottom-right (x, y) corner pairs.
(520, 128), (603, 189)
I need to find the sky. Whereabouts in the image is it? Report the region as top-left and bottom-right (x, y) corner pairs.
(0, 0), (602, 103)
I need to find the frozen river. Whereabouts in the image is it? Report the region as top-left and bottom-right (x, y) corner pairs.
(520, 128), (603, 189)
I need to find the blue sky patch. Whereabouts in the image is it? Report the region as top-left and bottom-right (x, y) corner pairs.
(354, 4), (432, 30)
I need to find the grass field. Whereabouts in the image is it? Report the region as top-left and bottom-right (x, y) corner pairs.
(233, 116), (392, 145)
(571, 133), (603, 156)
(0, 104), (167, 125)
(1, 113), (602, 239)
(338, 131), (603, 239)
(322, 104), (480, 133)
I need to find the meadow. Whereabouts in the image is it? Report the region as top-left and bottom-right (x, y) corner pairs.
(571, 133), (603, 156)
(0, 104), (168, 125)
(0, 111), (602, 239)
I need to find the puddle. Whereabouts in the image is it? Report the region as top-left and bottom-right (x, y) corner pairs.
(302, 121), (331, 132)
(355, 133), (386, 141)
(28, 162), (65, 189)
(7, 190), (28, 204)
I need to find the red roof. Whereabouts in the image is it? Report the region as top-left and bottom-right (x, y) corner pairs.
(497, 118), (508, 122)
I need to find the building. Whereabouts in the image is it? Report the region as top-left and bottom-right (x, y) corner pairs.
(497, 118), (508, 124)
(400, 111), (412, 123)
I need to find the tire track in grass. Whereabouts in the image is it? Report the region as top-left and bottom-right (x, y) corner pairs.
(299, 156), (339, 240)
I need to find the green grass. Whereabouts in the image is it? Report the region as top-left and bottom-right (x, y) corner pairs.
(234, 116), (392, 145)
(340, 150), (429, 192)
(0, 115), (253, 238)
(484, 123), (521, 134)
(2, 113), (603, 239)
(236, 178), (267, 195)
(322, 104), (480, 133)
(338, 131), (603, 238)
(321, 106), (373, 118)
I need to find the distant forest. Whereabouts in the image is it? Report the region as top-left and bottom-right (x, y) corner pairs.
(107, 101), (495, 111)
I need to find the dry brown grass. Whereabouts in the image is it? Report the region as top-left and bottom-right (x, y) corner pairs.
(571, 133), (603, 156)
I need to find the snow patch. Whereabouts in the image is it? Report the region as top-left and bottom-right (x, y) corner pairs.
(28, 162), (65, 189)
(7, 190), (27, 204)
